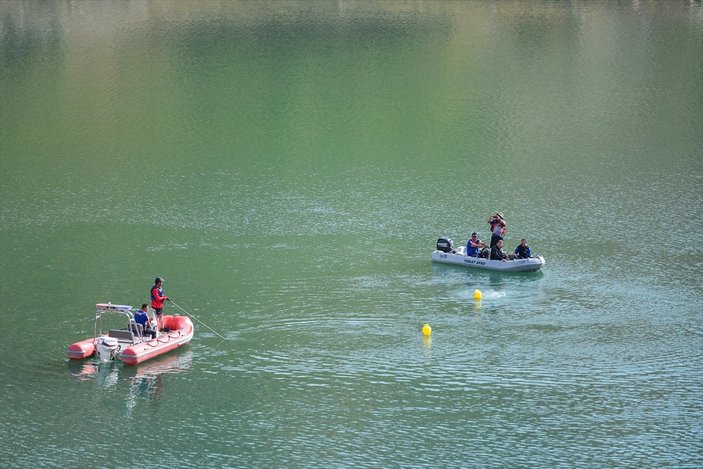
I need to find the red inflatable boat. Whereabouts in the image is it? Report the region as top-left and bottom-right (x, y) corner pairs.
(68, 303), (194, 365)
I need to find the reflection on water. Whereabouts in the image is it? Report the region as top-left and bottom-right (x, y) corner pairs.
(1, 0), (701, 466)
(68, 349), (193, 382)
(422, 335), (432, 357)
(67, 350), (193, 414)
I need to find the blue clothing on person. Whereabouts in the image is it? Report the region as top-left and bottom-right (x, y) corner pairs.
(134, 308), (150, 327)
(466, 238), (483, 256)
(514, 240), (531, 259)
(132, 305), (157, 339)
(466, 232), (485, 257)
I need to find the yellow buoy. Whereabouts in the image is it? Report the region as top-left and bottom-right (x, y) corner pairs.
(473, 289), (483, 301)
(422, 323), (432, 336)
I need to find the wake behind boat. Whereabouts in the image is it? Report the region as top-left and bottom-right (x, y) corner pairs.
(431, 237), (545, 272)
(68, 303), (194, 365)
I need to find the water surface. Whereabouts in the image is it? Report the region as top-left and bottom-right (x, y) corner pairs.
(1, 1), (702, 467)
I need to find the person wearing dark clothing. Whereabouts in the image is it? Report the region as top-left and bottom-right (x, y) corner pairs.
(488, 212), (506, 247)
(133, 303), (157, 339)
(490, 239), (509, 261)
(514, 239), (532, 258)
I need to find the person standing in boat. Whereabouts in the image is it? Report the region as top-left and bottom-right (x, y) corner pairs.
(133, 303), (157, 339)
(466, 232), (486, 257)
(490, 239), (509, 261)
(514, 239), (531, 258)
(488, 212), (506, 247)
(150, 277), (169, 332)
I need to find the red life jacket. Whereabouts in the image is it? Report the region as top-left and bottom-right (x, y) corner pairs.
(150, 285), (166, 309)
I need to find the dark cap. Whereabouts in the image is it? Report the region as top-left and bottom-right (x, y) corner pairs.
(155, 277), (164, 283)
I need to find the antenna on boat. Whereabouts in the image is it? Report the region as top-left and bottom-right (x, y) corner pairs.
(169, 300), (226, 340)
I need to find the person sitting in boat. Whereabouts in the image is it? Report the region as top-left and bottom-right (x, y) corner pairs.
(133, 303), (157, 339)
(490, 239), (509, 261)
(488, 212), (506, 247)
(514, 239), (531, 258)
(466, 232), (487, 257)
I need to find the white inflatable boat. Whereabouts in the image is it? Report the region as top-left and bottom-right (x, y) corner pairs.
(431, 237), (545, 272)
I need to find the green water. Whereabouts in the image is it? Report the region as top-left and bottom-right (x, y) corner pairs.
(1, 1), (702, 467)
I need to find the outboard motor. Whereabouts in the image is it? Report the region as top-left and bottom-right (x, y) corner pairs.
(96, 336), (120, 362)
(436, 236), (454, 253)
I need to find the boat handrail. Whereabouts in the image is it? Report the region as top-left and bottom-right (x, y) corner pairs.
(94, 305), (138, 343)
(131, 321), (143, 338)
